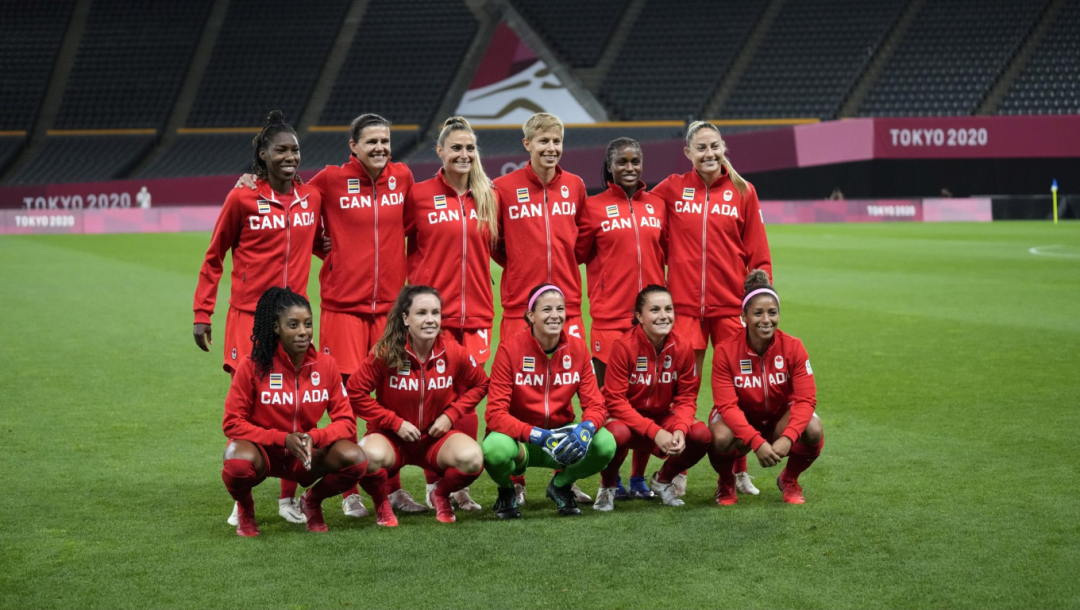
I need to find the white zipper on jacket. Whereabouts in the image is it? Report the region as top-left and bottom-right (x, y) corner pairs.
(458, 192), (468, 329)
(625, 190), (643, 291)
(543, 354), (551, 428)
(418, 355), (426, 430)
(543, 185), (552, 281)
(700, 184), (708, 319)
(372, 182), (379, 314)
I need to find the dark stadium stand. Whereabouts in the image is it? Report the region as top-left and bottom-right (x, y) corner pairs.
(54, 0), (212, 130)
(997, 1), (1080, 115)
(0, 0), (75, 132)
(185, 0), (350, 128)
(720, 0), (907, 119)
(858, 0), (1051, 117)
(600, 0), (767, 120)
(0, 138), (27, 176)
(319, 0), (478, 127)
(9, 135), (155, 184)
(136, 133), (255, 179)
(510, 0), (627, 68)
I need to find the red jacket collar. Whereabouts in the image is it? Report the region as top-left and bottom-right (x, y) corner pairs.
(690, 165), (730, 190)
(436, 168), (470, 196)
(631, 324), (675, 354)
(256, 179), (305, 206)
(525, 328), (570, 355)
(741, 329), (779, 358)
(347, 156), (386, 186)
(605, 181), (648, 199)
(274, 342), (318, 371)
(524, 162), (563, 188)
(404, 333), (448, 366)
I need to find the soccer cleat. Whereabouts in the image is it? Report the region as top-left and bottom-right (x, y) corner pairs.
(648, 472), (685, 507)
(279, 497), (307, 523)
(546, 475), (581, 516)
(428, 487), (456, 524)
(571, 482), (592, 503)
(374, 499), (399, 527)
(342, 493), (369, 518)
(715, 474), (738, 506)
(777, 470), (806, 504)
(592, 487), (616, 511)
(424, 483), (438, 509)
(300, 494), (328, 532)
(629, 476), (656, 500)
(493, 487), (521, 520)
(227, 502), (240, 526)
(613, 476), (631, 501)
(514, 483), (527, 506)
(735, 471), (760, 495)
(451, 487), (482, 511)
(671, 473), (688, 498)
(234, 502), (259, 537)
(389, 488), (428, 513)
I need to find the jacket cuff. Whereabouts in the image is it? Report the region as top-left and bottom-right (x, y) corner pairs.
(781, 427), (800, 444)
(645, 422), (662, 441)
(194, 312), (212, 325)
(673, 423), (690, 436)
(443, 404), (465, 424)
(748, 433), (766, 452)
(272, 430), (288, 447)
(307, 428), (325, 448)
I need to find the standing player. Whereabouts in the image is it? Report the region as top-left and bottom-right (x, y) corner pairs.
(708, 270), (824, 505)
(593, 285), (711, 510)
(348, 286), (488, 525)
(193, 111), (320, 525)
(483, 284), (616, 518)
(576, 137), (666, 500)
(492, 112), (590, 505)
(220, 287), (366, 536)
(403, 117), (498, 511)
(652, 120), (771, 497)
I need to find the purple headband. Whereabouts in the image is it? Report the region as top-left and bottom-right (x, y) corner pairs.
(742, 288), (779, 310)
(528, 284), (564, 311)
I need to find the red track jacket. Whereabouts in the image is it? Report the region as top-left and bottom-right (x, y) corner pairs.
(347, 333), (489, 433)
(652, 169), (771, 319)
(711, 329), (816, 451)
(193, 180), (320, 324)
(492, 164), (587, 319)
(308, 157), (414, 315)
(485, 328), (606, 442)
(603, 326), (700, 439)
(404, 170), (496, 331)
(576, 182), (666, 330)
(222, 343), (355, 450)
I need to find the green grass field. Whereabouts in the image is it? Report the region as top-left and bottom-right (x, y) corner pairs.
(2, 221), (1079, 609)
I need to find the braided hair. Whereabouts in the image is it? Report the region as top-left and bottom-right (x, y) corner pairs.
(250, 287), (311, 379)
(251, 110), (299, 182)
(631, 284), (672, 326)
(601, 137), (642, 187)
(742, 269), (776, 312)
(373, 285), (442, 372)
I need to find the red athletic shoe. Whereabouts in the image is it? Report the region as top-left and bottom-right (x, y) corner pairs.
(429, 489), (456, 523)
(375, 499), (398, 527)
(300, 494), (328, 532)
(715, 474), (738, 506)
(235, 502), (260, 537)
(777, 470), (805, 504)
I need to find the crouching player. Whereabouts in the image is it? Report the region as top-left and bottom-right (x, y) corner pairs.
(348, 286), (488, 525)
(220, 287), (367, 537)
(594, 286), (710, 510)
(709, 270), (824, 505)
(483, 285), (616, 518)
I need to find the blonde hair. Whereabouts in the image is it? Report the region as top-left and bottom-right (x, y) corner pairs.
(685, 121), (748, 196)
(523, 112), (564, 141)
(437, 117), (499, 246)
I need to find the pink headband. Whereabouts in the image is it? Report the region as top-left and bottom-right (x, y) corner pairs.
(528, 285), (564, 311)
(742, 288), (779, 310)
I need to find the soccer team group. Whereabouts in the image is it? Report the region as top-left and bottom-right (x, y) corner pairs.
(194, 110), (825, 537)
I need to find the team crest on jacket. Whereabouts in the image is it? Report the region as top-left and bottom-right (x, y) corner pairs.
(562, 355), (572, 370)
(257, 200), (271, 214)
(682, 188), (695, 200)
(775, 355), (784, 370)
(594, 341), (601, 352)
(436, 359), (446, 374)
(301, 199), (308, 210)
(561, 185), (569, 198)
(389, 176), (397, 190)
(516, 188), (529, 203)
(311, 372), (320, 386)
(347, 178), (360, 194)
(323, 346), (330, 354)
(740, 359), (752, 375)
(270, 374), (283, 390)
(522, 356), (535, 372)
(645, 203), (655, 214)
(663, 355), (672, 369)
(724, 190), (734, 202)
(433, 194), (447, 209)
(605, 204), (619, 218)
(231, 348), (237, 360)
(636, 356), (648, 372)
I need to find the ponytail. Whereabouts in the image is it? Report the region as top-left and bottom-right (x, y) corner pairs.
(437, 116), (499, 246)
(685, 120), (748, 196)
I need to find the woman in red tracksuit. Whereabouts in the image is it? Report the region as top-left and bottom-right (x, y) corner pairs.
(404, 116), (498, 511)
(594, 285), (711, 511)
(492, 112), (590, 505)
(709, 270), (824, 505)
(652, 120), (772, 496)
(347, 286), (489, 525)
(220, 287), (366, 537)
(576, 137), (666, 501)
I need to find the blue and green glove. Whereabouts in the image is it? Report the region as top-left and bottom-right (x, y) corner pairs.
(529, 426), (573, 462)
(553, 420), (595, 465)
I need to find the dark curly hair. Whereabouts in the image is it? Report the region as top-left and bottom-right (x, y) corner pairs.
(251, 110), (299, 182)
(250, 287), (311, 379)
(742, 269), (776, 312)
